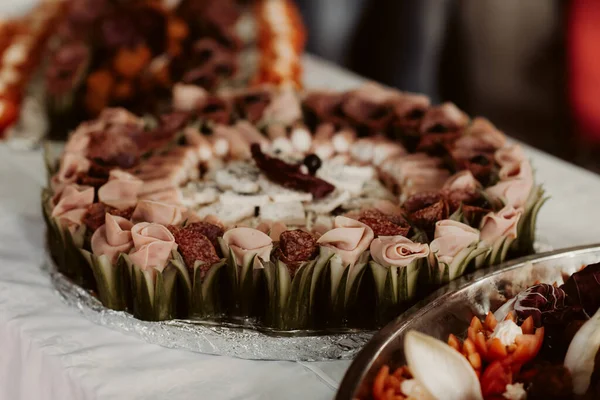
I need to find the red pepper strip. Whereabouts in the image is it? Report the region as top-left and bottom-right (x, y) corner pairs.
(502, 327), (545, 369)
(480, 360), (513, 399)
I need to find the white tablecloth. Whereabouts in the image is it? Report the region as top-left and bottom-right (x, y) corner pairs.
(1, 56), (600, 400)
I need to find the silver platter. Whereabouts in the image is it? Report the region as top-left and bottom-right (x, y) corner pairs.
(47, 256), (374, 361)
(335, 243), (600, 399)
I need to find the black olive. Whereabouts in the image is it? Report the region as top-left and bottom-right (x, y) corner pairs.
(303, 153), (322, 175)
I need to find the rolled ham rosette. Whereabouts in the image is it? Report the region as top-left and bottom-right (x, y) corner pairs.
(119, 222), (181, 321)
(50, 153), (91, 194)
(443, 170), (481, 193)
(476, 206), (522, 267)
(79, 214), (134, 310)
(486, 160), (533, 211)
(44, 183), (96, 287)
(312, 217), (374, 322)
(317, 216), (374, 267)
(98, 170), (143, 210)
(369, 236), (430, 316)
(51, 184), (94, 234)
(131, 200), (184, 226)
(222, 227), (273, 269)
(428, 220), (489, 283)
(495, 144), (526, 167)
(218, 227), (274, 317)
(371, 236), (430, 268)
(485, 158), (547, 255)
(129, 222), (177, 270)
(91, 214), (134, 264)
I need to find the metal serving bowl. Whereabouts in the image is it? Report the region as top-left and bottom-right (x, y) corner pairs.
(335, 243), (600, 400)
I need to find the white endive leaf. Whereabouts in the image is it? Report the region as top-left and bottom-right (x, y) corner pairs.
(404, 331), (483, 400)
(564, 308), (600, 395)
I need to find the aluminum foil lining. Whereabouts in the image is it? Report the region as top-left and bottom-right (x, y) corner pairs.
(47, 258), (374, 362)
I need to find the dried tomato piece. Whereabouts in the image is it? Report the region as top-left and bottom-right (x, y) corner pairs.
(251, 144), (335, 199)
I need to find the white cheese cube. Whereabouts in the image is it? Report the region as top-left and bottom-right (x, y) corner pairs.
(259, 201), (306, 226)
(215, 161), (260, 193)
(181, 182), (220, 207)
(304, 190), (351, 214)
(258, 175), (313, 203)
(196, 202), (256, 225)
(317, 163), (376, 195)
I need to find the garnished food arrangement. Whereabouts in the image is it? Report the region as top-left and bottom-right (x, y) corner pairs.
(42, 80), (547, 329)
(0, 0), (305, 139)
(368, 262), (600, 400)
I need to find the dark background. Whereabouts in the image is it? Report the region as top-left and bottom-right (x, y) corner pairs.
(295, 0), (600, 173)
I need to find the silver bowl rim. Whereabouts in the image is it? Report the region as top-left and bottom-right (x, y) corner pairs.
(335, 242), (600, 400)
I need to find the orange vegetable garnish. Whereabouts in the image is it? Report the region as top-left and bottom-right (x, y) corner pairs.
(448, 334), (482, 377)
(372, 365), (410, 400)
(113, 45), (151, 79)
(373, 365), (389, 399)
(464, 313), (544, 369)
(480, 360), (513, 399)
